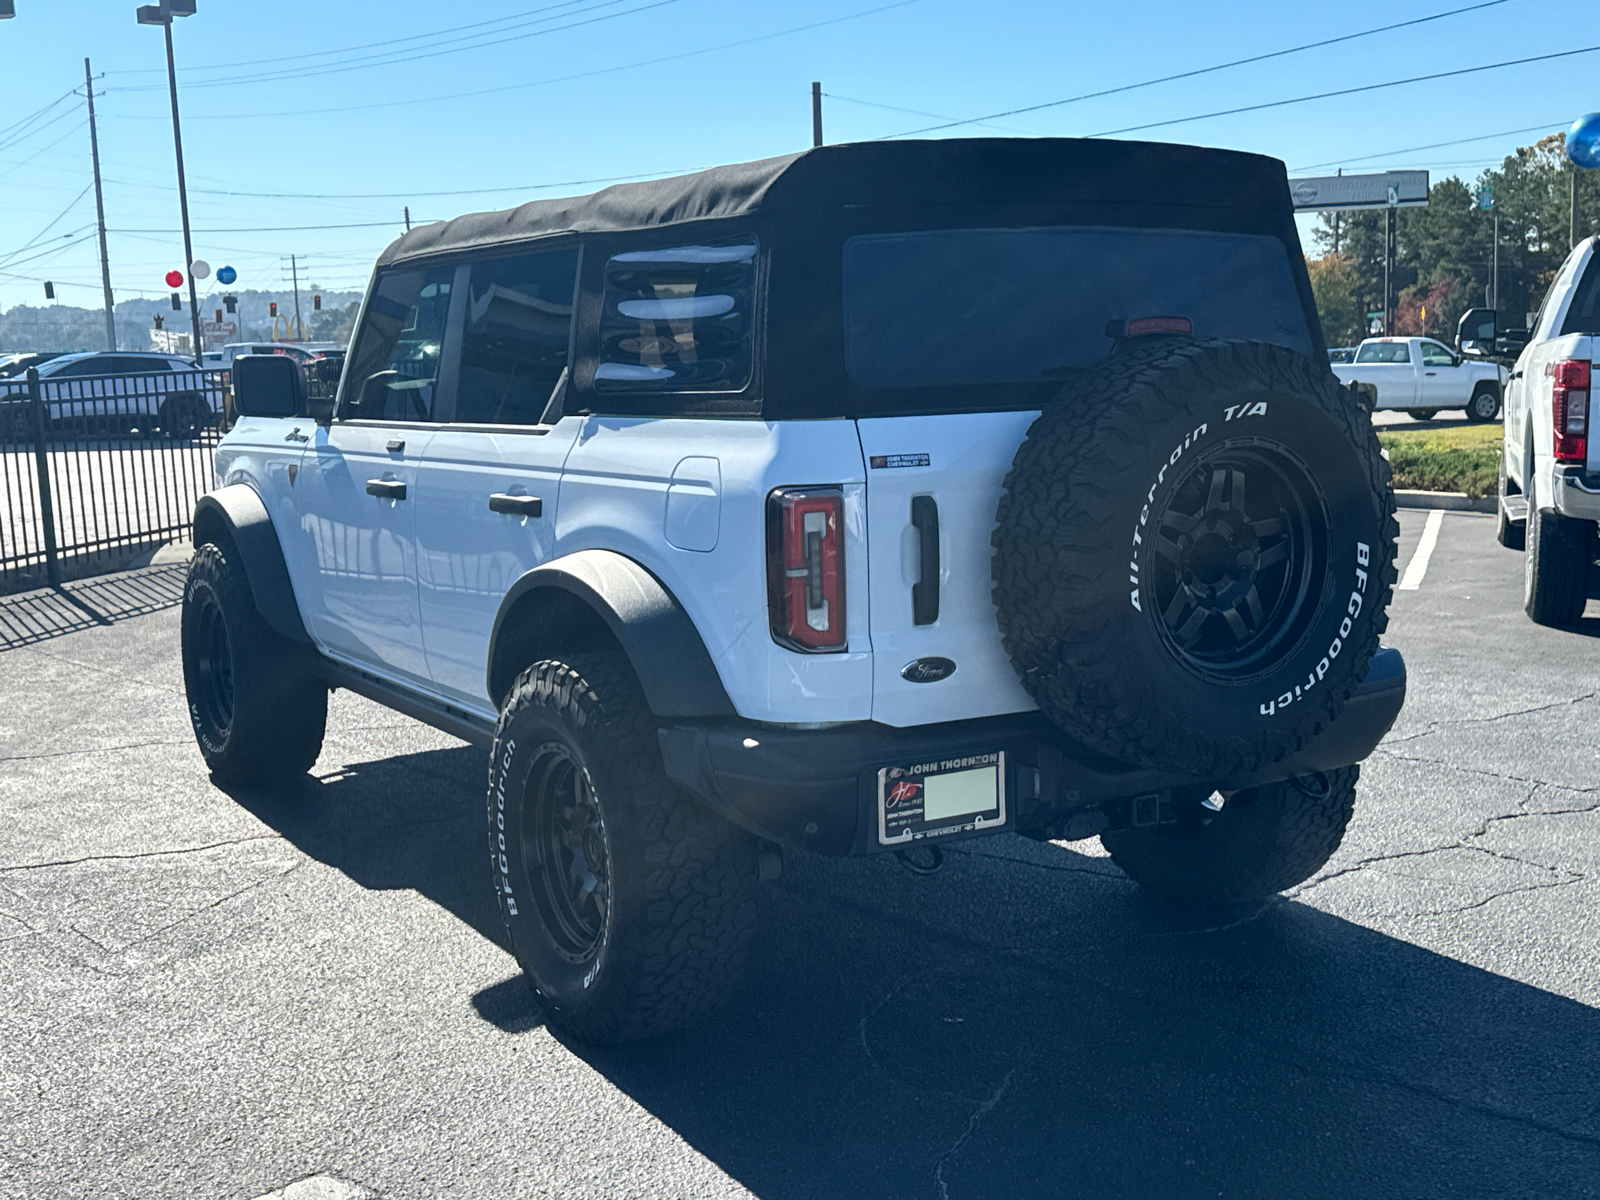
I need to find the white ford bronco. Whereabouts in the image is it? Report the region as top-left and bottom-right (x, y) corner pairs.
(181, 139), (1406, 1042)
(1494, 234), (1599, 626)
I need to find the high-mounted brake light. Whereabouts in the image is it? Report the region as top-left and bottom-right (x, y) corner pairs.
(1106, 315), (1194, 339)
(766, 486), (846, 653)
(1551, 358), (1591, 463)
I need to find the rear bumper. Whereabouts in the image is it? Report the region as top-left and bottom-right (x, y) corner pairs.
(659, 646), (1407, 856)
(1546, 462), (1600, 522)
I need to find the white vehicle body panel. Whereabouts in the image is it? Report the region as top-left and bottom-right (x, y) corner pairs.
(1332, 337), (1504, 411)
(856, 412), (1037, 727)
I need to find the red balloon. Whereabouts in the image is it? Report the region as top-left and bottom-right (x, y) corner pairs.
(165, 270), (184, 288)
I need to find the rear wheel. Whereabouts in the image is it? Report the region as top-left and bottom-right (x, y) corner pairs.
(1102, 767), (1358, 908)
(181, 542), (327, 784)
(490, 650), (761, 1043)
(1524, 494), (1593, 627)
(160, 392), (208, 439)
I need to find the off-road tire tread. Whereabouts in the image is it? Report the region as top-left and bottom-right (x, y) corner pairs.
(182, 541), (326, 784)
(992, 339), (1397, 777)
(1102, 765), (1359, 907)
(492, 651), (760, 1043)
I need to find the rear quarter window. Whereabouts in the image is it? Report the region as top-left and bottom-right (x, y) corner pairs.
(1354, 342), (1412, 364)
(1559, 254), (1600, 336)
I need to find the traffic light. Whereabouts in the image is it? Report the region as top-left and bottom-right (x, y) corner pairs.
(170, 292), (181, 310)
(313, 294), (321, 310)
(215, 309), (223, 324)
(43, 281), (54, 300)
(269, 301), (277, 318)
(223, 294), (236, 314)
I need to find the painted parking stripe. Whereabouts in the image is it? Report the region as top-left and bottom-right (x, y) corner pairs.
(1398, 509), (1445, 591)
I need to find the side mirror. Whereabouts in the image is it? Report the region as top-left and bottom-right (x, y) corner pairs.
(1456, 307), (1497, 351)
(233, 354), (304, 418)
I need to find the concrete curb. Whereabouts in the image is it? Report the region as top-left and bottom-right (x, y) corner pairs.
(1395, 489), (1496, 514)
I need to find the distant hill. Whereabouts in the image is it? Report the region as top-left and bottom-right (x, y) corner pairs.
(1, 288), (365, 354)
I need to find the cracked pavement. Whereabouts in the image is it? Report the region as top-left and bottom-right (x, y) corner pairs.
(2, 509), (1599, 1199)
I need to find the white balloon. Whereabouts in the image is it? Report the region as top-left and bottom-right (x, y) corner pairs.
(190, 259), (211, 280)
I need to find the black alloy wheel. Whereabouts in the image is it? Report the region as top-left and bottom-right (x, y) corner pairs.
(191, 590), (236, 741)
(1147, 446), (1326, 680)
(525, 742), (612, 964)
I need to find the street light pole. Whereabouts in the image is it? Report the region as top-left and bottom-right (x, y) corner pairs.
(138, 1), (202, 361)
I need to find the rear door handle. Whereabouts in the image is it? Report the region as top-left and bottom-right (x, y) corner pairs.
(488, 493), (543, 518)
(911, 494), (939, 626)
(366, 478), (407, 500)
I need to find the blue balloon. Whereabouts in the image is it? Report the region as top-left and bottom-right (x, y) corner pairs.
(1568, 113), (1600, 170)
(216, 265), (237, 285)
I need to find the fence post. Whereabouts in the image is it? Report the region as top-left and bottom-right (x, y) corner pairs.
(27, 367), (62, 590)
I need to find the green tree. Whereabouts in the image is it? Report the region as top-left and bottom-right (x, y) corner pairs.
(1306, 253), (1363, 345)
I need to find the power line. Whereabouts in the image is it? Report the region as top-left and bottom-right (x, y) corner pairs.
(823, 93), (1031, 135)
(1086, 45), (1600, 138)
(103, 1), (919, 122)
(0, 86), (80, 147)
(116, 0), (685, 91)
(1291, 122), (1564, 171)
(0, 188), (93, 267)
(0, 120), (88, 184)
(110, 221), (423, 233)
(109, 0), (601, 75)
(872, 0), (1511, 139)
(174, 166), (709, 201)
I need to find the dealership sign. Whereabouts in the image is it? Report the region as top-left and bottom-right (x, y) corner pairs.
(1288, 170), (1429, 212)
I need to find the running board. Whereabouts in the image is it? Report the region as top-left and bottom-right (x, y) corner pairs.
(1501, 495), (1529, 523)
(318, 659), (497, 749)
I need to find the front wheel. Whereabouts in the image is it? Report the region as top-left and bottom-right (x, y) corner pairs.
(1102, 766), (1359, 908)
(1407, 409), (1438, 421)
(489, 651), (761, 1043)
(181, 542), (327, 784)
(1465, 387), (1501, 423)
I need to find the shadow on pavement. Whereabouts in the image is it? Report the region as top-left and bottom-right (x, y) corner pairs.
(227, 743), (1600, 1199)
(0, 561), (188, 649)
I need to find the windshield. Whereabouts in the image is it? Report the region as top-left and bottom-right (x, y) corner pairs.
(841, 226), (1311, 389)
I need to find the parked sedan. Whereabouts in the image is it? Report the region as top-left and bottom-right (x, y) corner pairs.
(0, 351), (226, 440)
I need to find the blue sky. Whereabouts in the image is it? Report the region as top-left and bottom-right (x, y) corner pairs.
(0, 0), (1592, 312)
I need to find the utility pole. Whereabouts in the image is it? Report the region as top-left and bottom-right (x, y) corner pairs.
(83, 58), (116, 351)
(1384, 207), (1395, 334)
(289, 254), (303, 341)
(1573, 171), (1579, 251)
(1492, 209), (1499, 311)
(812, 81), (823, 148)
(139, 1), (202, 360)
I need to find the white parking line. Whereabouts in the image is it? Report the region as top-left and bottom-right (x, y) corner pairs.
(1398, 508), (1445, 591)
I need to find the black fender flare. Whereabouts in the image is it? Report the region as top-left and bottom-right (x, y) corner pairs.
(191, 485), (309, 644)
(487, 549), (735, 718)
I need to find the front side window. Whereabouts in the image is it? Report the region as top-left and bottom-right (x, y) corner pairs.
(1355, 341), (1413, 364)
(342, 266), (454, 421)
(1420, 342), (1454, 366)
(596, 239), (756, 392)
(842, 227), (1311, 389)
(456, 248), (579, 424)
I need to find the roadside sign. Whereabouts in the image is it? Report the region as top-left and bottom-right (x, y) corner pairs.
(1478, 185), (1493, 210)
(1288, 170), (1429, 211)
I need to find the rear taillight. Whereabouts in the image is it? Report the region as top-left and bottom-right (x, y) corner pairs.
(1552, 358), (1591, 463)
(766, 486), (846, 653)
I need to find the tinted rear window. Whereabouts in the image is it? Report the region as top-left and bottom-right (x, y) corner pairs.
(842, 227), (1311, 389)
(1355, 342), (1411, 364)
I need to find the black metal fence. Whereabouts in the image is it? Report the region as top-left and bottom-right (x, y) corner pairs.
(0, 366), (232, 594)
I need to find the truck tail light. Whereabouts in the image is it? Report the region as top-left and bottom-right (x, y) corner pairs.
(1552, 358), (1591, 463)
(766, 486), (846, 652)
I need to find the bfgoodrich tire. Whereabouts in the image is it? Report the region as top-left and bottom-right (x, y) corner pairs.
(1524, 494), (1593, 627)
(993, 339), (1398, 778)
(489, 651), (760, 1043)
(1102, 766), (1358, 907)
(181, 541), (327, 784)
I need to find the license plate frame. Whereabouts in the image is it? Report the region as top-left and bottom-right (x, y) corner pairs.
(877, 751), (1007, 846)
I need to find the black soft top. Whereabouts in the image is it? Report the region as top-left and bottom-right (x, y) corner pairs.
(378, 138), (1296, 268)
(374, 138), (1319, 419)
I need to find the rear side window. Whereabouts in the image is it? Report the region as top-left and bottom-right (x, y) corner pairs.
(842, 227), (1311, 389)
(1559, 255), (1600, 336)
(456, 248), (578, 424)
(1355, 342), (1412, 364)
(596, 240), (756, 392)
(343, 266), (454, 421)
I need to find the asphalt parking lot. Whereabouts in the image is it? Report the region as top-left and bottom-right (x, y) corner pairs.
(2, 510), (1598, 1200)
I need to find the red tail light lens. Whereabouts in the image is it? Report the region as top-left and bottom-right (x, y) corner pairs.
(766, 486), (846, 652)
(1552, 358), (1591, 463)
(1123, 315), (1193, 338)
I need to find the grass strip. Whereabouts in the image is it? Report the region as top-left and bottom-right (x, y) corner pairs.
(1376, 424), (1501, 498)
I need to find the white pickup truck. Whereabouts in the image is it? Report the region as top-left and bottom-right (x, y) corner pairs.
(1332, 336), (1506, 421)
(1498, 235), (1599, 626)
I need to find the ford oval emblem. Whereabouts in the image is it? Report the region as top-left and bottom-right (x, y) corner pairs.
(901, 656), (956, 684)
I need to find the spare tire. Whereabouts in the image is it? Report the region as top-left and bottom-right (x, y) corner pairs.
(992, 338), (1397, 778)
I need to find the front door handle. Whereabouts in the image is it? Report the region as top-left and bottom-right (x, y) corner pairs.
(488, 493), (543, 518)
(366, 478), (407, 500)
(911, 494), (939, 626)
(1425, 371), (1438, 376)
